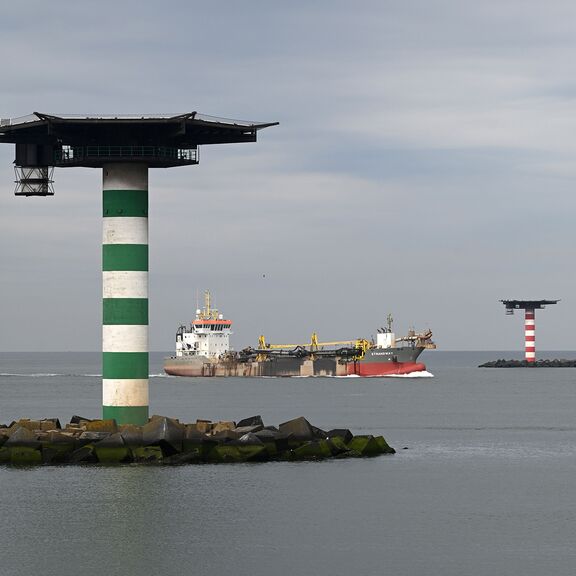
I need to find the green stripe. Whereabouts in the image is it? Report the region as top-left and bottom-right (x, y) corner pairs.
(103, 405), (149, 426)
(103, 189), (148, 217)
(103, 352), (149, 379)
(103, 244), (148, 271)
(103, 298), (148, 325)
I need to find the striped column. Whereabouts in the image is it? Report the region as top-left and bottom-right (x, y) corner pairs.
(525, 308), (535, 363)
(102, 163), (149, 425)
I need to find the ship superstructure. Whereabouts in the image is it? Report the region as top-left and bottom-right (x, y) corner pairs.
(176, 291), (232, 358)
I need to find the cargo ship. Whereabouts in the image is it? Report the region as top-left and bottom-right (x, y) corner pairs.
(163, 291), (435, 377)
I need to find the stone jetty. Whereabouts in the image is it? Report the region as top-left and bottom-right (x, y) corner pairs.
(0, 415), (395, 465)
(479, 359), (576, 368)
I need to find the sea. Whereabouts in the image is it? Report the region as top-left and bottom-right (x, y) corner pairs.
(1, 350), (576, 576)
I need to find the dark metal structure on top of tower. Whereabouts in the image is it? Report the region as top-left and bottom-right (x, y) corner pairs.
(0, 112), (278, 195)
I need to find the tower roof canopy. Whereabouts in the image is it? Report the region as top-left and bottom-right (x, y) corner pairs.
(0, 112), (278, 146)
(501, 299), (559, 310)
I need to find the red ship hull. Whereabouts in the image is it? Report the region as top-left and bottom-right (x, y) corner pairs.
(347, 361), (426, 377)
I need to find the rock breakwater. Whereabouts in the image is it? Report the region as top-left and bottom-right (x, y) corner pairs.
(479, 359), (576, 368)
(0, 415), (395, 465)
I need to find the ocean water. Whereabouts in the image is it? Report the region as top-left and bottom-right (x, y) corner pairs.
(1, 351), (576, 575)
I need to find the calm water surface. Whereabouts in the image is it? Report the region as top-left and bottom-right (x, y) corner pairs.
(1, 351), (576, 576)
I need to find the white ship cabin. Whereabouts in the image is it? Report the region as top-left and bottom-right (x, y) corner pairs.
(376, 328), (395, 349)
(175, 291), (232, 358)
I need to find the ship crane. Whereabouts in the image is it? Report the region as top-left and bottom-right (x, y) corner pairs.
(258, 333), (370, 355)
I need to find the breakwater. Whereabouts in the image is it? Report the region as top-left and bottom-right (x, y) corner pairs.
(479, 359), (576, 368)
(0, 415), (395, 465)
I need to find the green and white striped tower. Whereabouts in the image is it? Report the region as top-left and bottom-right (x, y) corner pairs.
(102, 163), (149, 425)
(0, 112), (277, 427)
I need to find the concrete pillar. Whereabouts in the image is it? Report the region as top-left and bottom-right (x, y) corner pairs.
(525, 308), (535, 363)
(102, 163), (149, 425)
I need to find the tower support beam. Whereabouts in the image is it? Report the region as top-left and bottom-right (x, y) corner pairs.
(102, 163), (149, 425)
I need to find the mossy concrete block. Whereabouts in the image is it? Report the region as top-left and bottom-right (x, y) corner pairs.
(327, 429), (353, 444)
(347, 435), (383, 457)
(327, 436), (350, 456)
(207, 444), (268, 463)
(96, 432), (126, 448)
(166, 449), (202, 465)
(132, 446), (164, 463)
(290, 440), (333, 461)
(41, 442), (76, 464)
(0, 434), (8, 448)
(94, 446), (132, 464)
(0, 447), (10, 463)
(279, 417), (315, 440)
(374, 436), (395, 454)
(86, 419), (118, 433)
(10, 446), (42, 465)
(211, 429), (239, 442)
(69, 445), (97, 463)
(238, 433), (263, 444)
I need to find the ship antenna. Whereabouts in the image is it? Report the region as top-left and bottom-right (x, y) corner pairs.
(205, 290), (211, 318)
(387, 313), (393, 332)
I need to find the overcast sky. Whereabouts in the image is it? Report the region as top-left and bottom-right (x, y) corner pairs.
(1, 0), (575, 352)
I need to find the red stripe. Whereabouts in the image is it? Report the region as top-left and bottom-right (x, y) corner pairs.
(525, 336), (535, 342)
(347, 361), (426, 376)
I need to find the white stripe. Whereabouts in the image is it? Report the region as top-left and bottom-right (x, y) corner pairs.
(525, 352), (536, 358)
(103, 163), (148, 191)
(525, 319), (535, 325)
(103, 379), (149, 406)
(103, 271), (148, 299)
(103, 325), (148, 353)
(103, 217), (148, 245)
(524, 330), (535, 337)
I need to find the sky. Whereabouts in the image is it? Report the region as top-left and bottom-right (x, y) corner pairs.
(1, 0), (575, 352)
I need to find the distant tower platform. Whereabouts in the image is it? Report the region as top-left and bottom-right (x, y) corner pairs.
(0, 112), (277, 424)
(500, 300), (559, 363)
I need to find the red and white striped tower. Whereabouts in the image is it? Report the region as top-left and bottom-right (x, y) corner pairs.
(501, 300), (559, 363)
(524, 308), (535, 363)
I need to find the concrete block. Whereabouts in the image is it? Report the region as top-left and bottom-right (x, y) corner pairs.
(69, 445), (97, 463)
(279, 417), (315, 440)
(132, 446), (164, 463)
(10, 446), (42, 465)
(94, 446), (132, 464)
(70, 415), (92, 425)
(195, 420), (212, 433)
(5, 427), (40, 448)
(119, 426), (143, 446)
(235, 425), (264, 435)
(85, 419), (118, 433)
(236, 415), (264, 428)
(212, 421), (236, 434)
(327, 429), (353, 444)
(347, 435), (384, 457)
(374, 436), (395, 454)
(291, 440), (332, 460)
(142, 417), (184, 455)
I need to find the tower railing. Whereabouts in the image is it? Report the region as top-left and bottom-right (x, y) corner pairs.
(55, 145), (199, 164)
